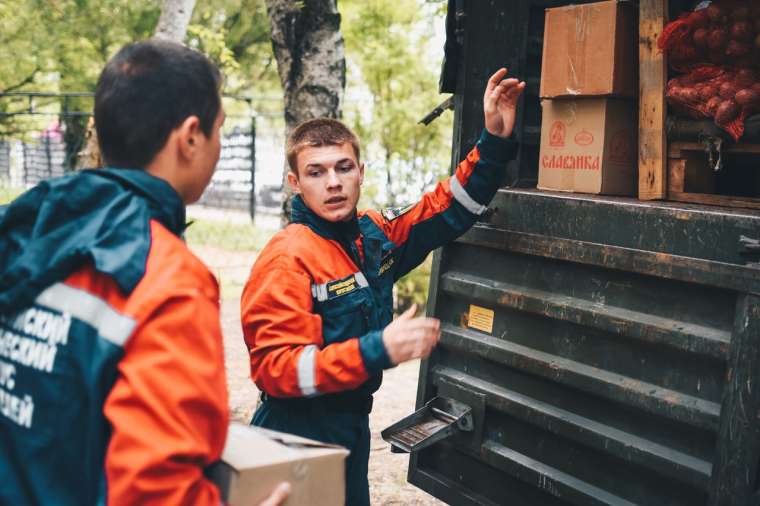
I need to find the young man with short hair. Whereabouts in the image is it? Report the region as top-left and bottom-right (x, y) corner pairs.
(0, 40), (287, 506)
(241, 68), (525, 505)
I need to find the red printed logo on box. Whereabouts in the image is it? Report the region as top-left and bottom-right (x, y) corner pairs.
(549, 121), (566, 147)
(609, 130), (633, 163)
(541, 154), (600, 170)
(574, 130), (594, 146)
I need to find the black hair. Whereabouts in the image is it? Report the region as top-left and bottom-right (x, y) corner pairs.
(94, 39), (222, 169)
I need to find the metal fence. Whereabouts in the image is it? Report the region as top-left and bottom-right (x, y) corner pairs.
(0, 92), (286, 299)
(0, 141), (12, 185)
(0, 92), (283, 220)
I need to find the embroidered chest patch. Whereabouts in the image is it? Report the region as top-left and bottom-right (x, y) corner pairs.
(328, 276), (358, 296)
(312, 271), (369, 301)
(378, 256), (395, 275)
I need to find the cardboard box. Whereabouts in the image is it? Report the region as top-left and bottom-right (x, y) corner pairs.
(537, 98), (637, 195)
(540, 0), (637, 98)
(209, 423), (349, 506)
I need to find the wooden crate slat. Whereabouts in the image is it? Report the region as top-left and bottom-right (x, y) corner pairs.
(668, 191), (760, 211)
(638, 0), (668, 201)
(669, 142), (760, 159)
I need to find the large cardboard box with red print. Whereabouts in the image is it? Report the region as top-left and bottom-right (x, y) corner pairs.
(537, 98), (637, 195)
(209, 423), (349, 506)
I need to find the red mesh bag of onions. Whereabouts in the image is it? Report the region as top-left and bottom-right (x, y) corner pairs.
(658, 0), (760, 71)
(666, 65), (760, 141)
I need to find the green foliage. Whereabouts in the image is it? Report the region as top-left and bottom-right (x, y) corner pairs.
(339, 0), (451, 308)
(188, 0), (281, 98)
(341, 0), (453, 209)
(0, 0), (450, 307)
(0, 0), (282, 135)
(184, 217), (275, 251)
(394, 254), (433, 314)
(0, 0), (159, 140)
(0, 187), (24, 205)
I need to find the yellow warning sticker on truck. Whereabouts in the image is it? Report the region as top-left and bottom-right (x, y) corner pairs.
(467, 304), (494, 334)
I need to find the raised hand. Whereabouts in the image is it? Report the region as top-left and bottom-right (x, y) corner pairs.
(483, 68), (526, 139)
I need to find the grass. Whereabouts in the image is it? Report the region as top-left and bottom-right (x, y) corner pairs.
(184, 218), (276, 252)
(1, 187), (275, 252)
(184, 215), (279, 300)
(0, 187), (24, 205)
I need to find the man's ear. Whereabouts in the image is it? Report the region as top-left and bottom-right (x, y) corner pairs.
(359, 162), (365, 185)
(287, 170), (300, 194)
(177, 115), (202, 161)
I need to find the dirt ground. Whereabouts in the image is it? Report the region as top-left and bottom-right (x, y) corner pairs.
(194, 243), (443, 505)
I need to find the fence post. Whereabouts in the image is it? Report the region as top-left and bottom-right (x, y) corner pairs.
(0, 141), (9, 185)
(249, 115), (256, 222)
(22, 143), (28, 186)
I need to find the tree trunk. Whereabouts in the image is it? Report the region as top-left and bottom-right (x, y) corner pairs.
(264, 0), (346, 225)
(76, 0), (196, 169)
(76, 117), (102, 169)
(154, 0), (196, 42)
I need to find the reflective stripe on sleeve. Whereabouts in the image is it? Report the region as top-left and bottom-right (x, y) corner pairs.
(449, 175), (487, 215)
(35, 282), (136, 347)
(311, 283), (329, 302)
(354, 272), (369, 288)
(297, 344), (319, 397)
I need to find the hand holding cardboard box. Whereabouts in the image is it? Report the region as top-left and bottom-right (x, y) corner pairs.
(209, 424), (349, 506)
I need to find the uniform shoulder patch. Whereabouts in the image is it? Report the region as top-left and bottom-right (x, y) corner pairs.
(381, 203), (414, 222)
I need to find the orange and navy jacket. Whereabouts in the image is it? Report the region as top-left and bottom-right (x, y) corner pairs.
(0, 169), (228, 505)
(242, 129), (515, 406)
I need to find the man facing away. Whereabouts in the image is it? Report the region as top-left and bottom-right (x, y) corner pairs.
(241, 68), (525, 505)
(0, 40), (287, 505)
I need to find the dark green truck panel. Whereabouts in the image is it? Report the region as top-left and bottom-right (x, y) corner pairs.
(408, 1), (760, 505)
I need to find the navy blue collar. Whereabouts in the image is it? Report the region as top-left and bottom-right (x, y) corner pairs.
(0, 168), (186, 314)
(90, 168), (186, 235)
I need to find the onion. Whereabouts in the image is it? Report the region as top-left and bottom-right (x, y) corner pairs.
(706, 96), (722, 115)
(681, 87), (700, 103)
(735, 88), (760, 107)
(707, 28), (727, 50)
(706, 4), (725, 23)
(670, 89), (688, 104)
(668, 84), (682, 93)
(730, 20), (754, 42)
(715, 100), (740, 124)
(699, 84), (719, 101)
(693, 28), (710, 49)
(726, 39), (751, 57)
(735, 68), (756, 88)
(719, 81), (738, 99)
(691, 9), (711, 29)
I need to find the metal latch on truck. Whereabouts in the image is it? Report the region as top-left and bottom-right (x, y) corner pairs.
(381, 396), (473, 453)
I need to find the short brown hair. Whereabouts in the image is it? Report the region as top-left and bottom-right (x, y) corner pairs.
(286, 118), (361, 173)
